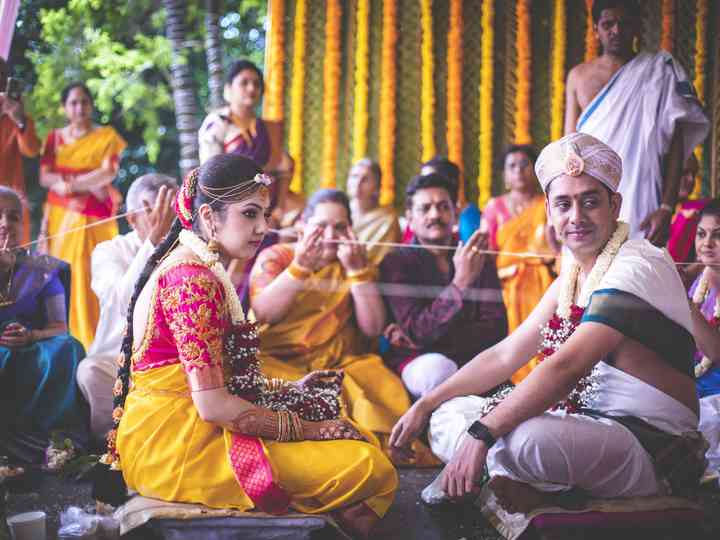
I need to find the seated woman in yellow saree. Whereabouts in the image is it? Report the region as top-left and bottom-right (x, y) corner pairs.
(39, 82), (127, 350)
(99, 155), (396, 539)
(249, 190), (425, 459)
(480, 145), (554, 383)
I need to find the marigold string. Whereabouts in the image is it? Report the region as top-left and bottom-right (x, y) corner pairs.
(288, 0), (307, 193)
(690, 0), (707, 199)
(321, 0), (342, 187)
(378, 0), (398, 206)
(446, 0), (465, 204)
(263, 0), (285, 121)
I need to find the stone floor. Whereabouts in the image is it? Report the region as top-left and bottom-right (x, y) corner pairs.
(4, 467), (720, 539)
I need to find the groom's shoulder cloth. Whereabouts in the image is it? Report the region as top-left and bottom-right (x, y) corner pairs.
(604, 239), (678, 286)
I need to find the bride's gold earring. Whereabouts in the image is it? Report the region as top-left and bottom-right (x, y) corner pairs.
(207, 223), (220, 254)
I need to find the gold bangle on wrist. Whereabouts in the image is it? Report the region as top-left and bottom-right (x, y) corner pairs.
(347, 267), (375, 285)
(264, 377), (285, 393)
(287, 261), (313, 281)
(346, 266), (370, 278)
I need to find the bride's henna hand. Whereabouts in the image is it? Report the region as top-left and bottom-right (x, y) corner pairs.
(304, 418), (365, 441)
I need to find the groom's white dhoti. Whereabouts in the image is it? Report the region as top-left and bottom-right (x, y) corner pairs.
(576, 52), (708, 238)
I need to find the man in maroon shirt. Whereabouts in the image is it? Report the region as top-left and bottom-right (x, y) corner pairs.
(380, 173), (508, 398)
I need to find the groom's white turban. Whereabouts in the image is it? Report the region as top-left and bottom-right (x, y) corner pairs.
(535, 133), (622, 193)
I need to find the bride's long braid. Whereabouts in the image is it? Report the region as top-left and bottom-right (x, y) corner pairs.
(94, 155), (264, 505)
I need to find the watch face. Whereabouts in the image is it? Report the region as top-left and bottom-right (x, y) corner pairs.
(468, 421), (494, 445)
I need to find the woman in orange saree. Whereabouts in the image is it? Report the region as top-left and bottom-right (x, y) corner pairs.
(39, 82), (126, 350)
(98, 155), (396, 539)
(481, 145), (554, 383)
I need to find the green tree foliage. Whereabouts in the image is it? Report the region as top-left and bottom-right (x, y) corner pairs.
(11, 0), (267, 185)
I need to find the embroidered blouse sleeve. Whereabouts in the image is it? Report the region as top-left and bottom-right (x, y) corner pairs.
(158, 264), (229, 391)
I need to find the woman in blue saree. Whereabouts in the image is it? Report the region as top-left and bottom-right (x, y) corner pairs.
(0, 187), (87, 463)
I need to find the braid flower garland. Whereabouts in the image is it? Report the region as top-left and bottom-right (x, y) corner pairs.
(378, 0), (398, 206)
(175, 168), (200, 229)
(692, 267), (716, 378)
(420, 0), (436, 162)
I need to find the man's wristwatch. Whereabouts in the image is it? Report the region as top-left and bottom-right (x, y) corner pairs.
(467, 420), (496, 447)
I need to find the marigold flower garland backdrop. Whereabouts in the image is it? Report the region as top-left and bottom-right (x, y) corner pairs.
(262, 0), (285, 122)
(265, 0), (719, 207)
(446, 0), (464, 204)
(322, 0), (342, 187)
(378, 0), (398, 206)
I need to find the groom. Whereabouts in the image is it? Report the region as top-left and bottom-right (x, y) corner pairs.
(390, 133), (705, 513)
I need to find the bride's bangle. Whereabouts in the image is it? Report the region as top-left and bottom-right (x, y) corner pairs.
(286, 261), (313, 281)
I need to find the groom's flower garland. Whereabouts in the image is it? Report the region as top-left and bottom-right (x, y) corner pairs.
(474, 223), (630, 419)
(538, 221), (630, 413)
(691, 267), (716, 378)
(178, 230), (342, 421)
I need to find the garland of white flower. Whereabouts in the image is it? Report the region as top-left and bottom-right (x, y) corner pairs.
(178, 230), (250, 324)
(692, 267), (716, 378)
(557, 222), (630, 318)
(539, 221), (630, 411)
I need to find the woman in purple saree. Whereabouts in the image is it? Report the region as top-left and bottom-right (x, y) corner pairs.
(0, 187), (87, 463)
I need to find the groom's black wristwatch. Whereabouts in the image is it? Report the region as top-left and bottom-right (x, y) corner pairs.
(467, 420), (496, 447)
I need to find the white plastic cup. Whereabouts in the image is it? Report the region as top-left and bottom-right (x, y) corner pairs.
(6, 511), (47, 540)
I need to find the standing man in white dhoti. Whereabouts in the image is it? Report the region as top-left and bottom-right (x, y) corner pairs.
(77, 173), (177, 441)
(390, 133), (706, 522)
(564, 0), (709, 242)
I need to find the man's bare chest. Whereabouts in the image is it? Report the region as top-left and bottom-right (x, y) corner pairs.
(577, 76), (613, 110)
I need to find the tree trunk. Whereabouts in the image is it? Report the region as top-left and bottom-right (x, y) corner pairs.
(205, 0), (225, 110)
(164, 0), (200, 177)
